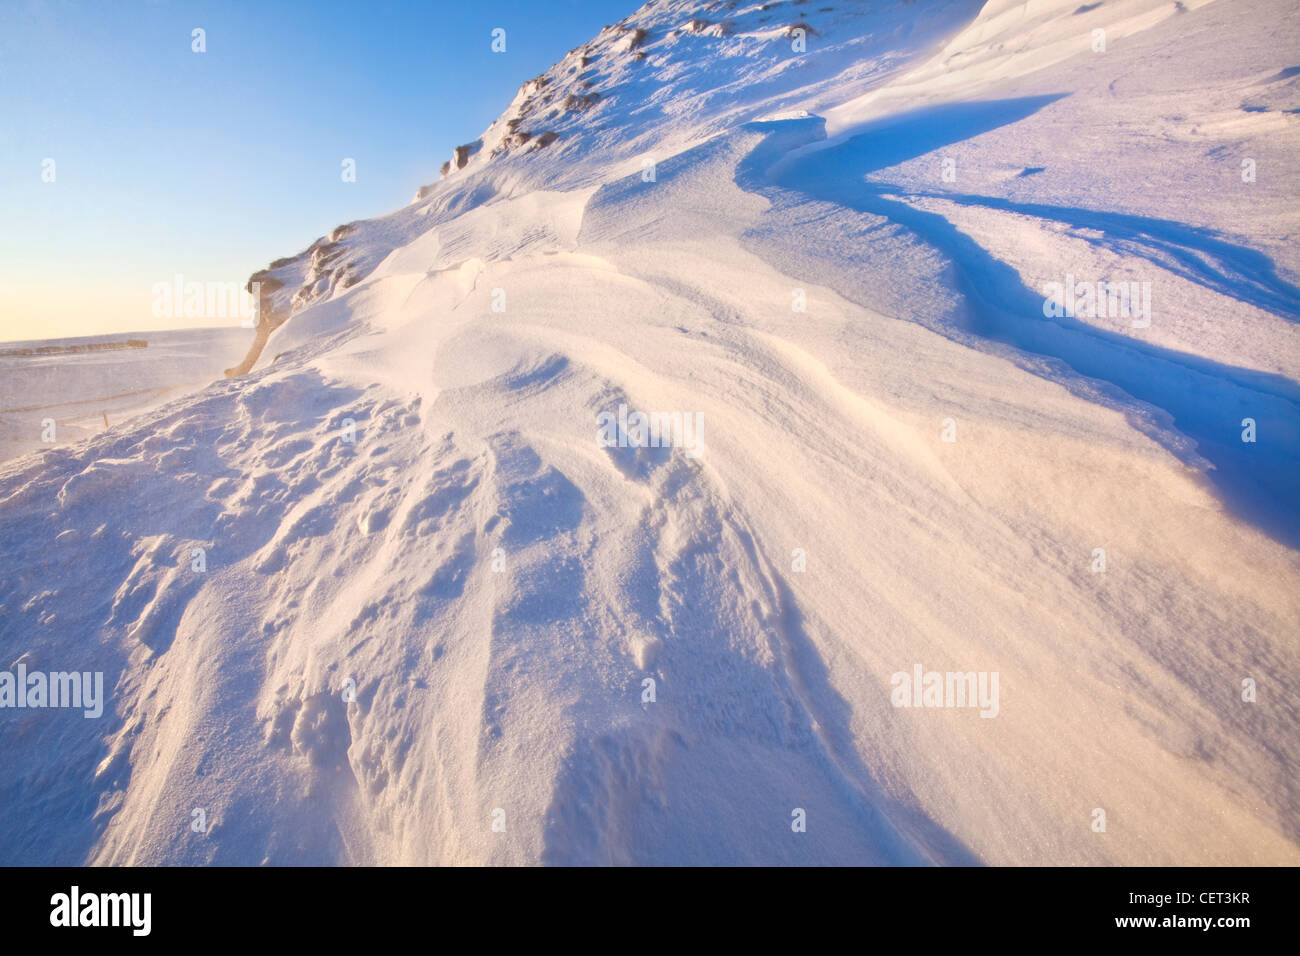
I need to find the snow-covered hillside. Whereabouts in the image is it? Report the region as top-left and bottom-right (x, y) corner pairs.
(2, 0), (1297, 865)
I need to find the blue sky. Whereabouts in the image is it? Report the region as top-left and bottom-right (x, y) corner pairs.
(0, 0), (636, 341)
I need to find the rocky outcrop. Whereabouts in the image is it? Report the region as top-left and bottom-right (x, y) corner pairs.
(434, 140), (483, 182)
(530, 131), (559, 151)
(223, 275), (287, 377)
(223, 223), (360, 377)
(562, 92), (601, 112)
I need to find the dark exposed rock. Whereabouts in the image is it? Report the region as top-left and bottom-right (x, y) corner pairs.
(562, 92), (601, 112)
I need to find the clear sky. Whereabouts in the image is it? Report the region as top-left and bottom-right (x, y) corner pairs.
(0, 0), (636, 342)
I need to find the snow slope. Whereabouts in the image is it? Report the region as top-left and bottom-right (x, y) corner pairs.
(2, 0), (1298, 865)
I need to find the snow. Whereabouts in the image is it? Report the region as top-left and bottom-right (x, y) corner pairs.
(0, 328), (251, 465)
(1, 0), (1297, 865)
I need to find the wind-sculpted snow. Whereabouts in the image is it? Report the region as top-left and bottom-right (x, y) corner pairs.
(738, 108), (1300, 546)
(1, 0), (1298, 865)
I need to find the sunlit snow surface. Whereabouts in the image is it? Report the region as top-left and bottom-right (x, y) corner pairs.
(0, 329), (250, 464)
(1, 0), (1297, 865)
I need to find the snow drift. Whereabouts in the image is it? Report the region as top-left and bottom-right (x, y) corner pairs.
(2, 0), (1298, 865)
